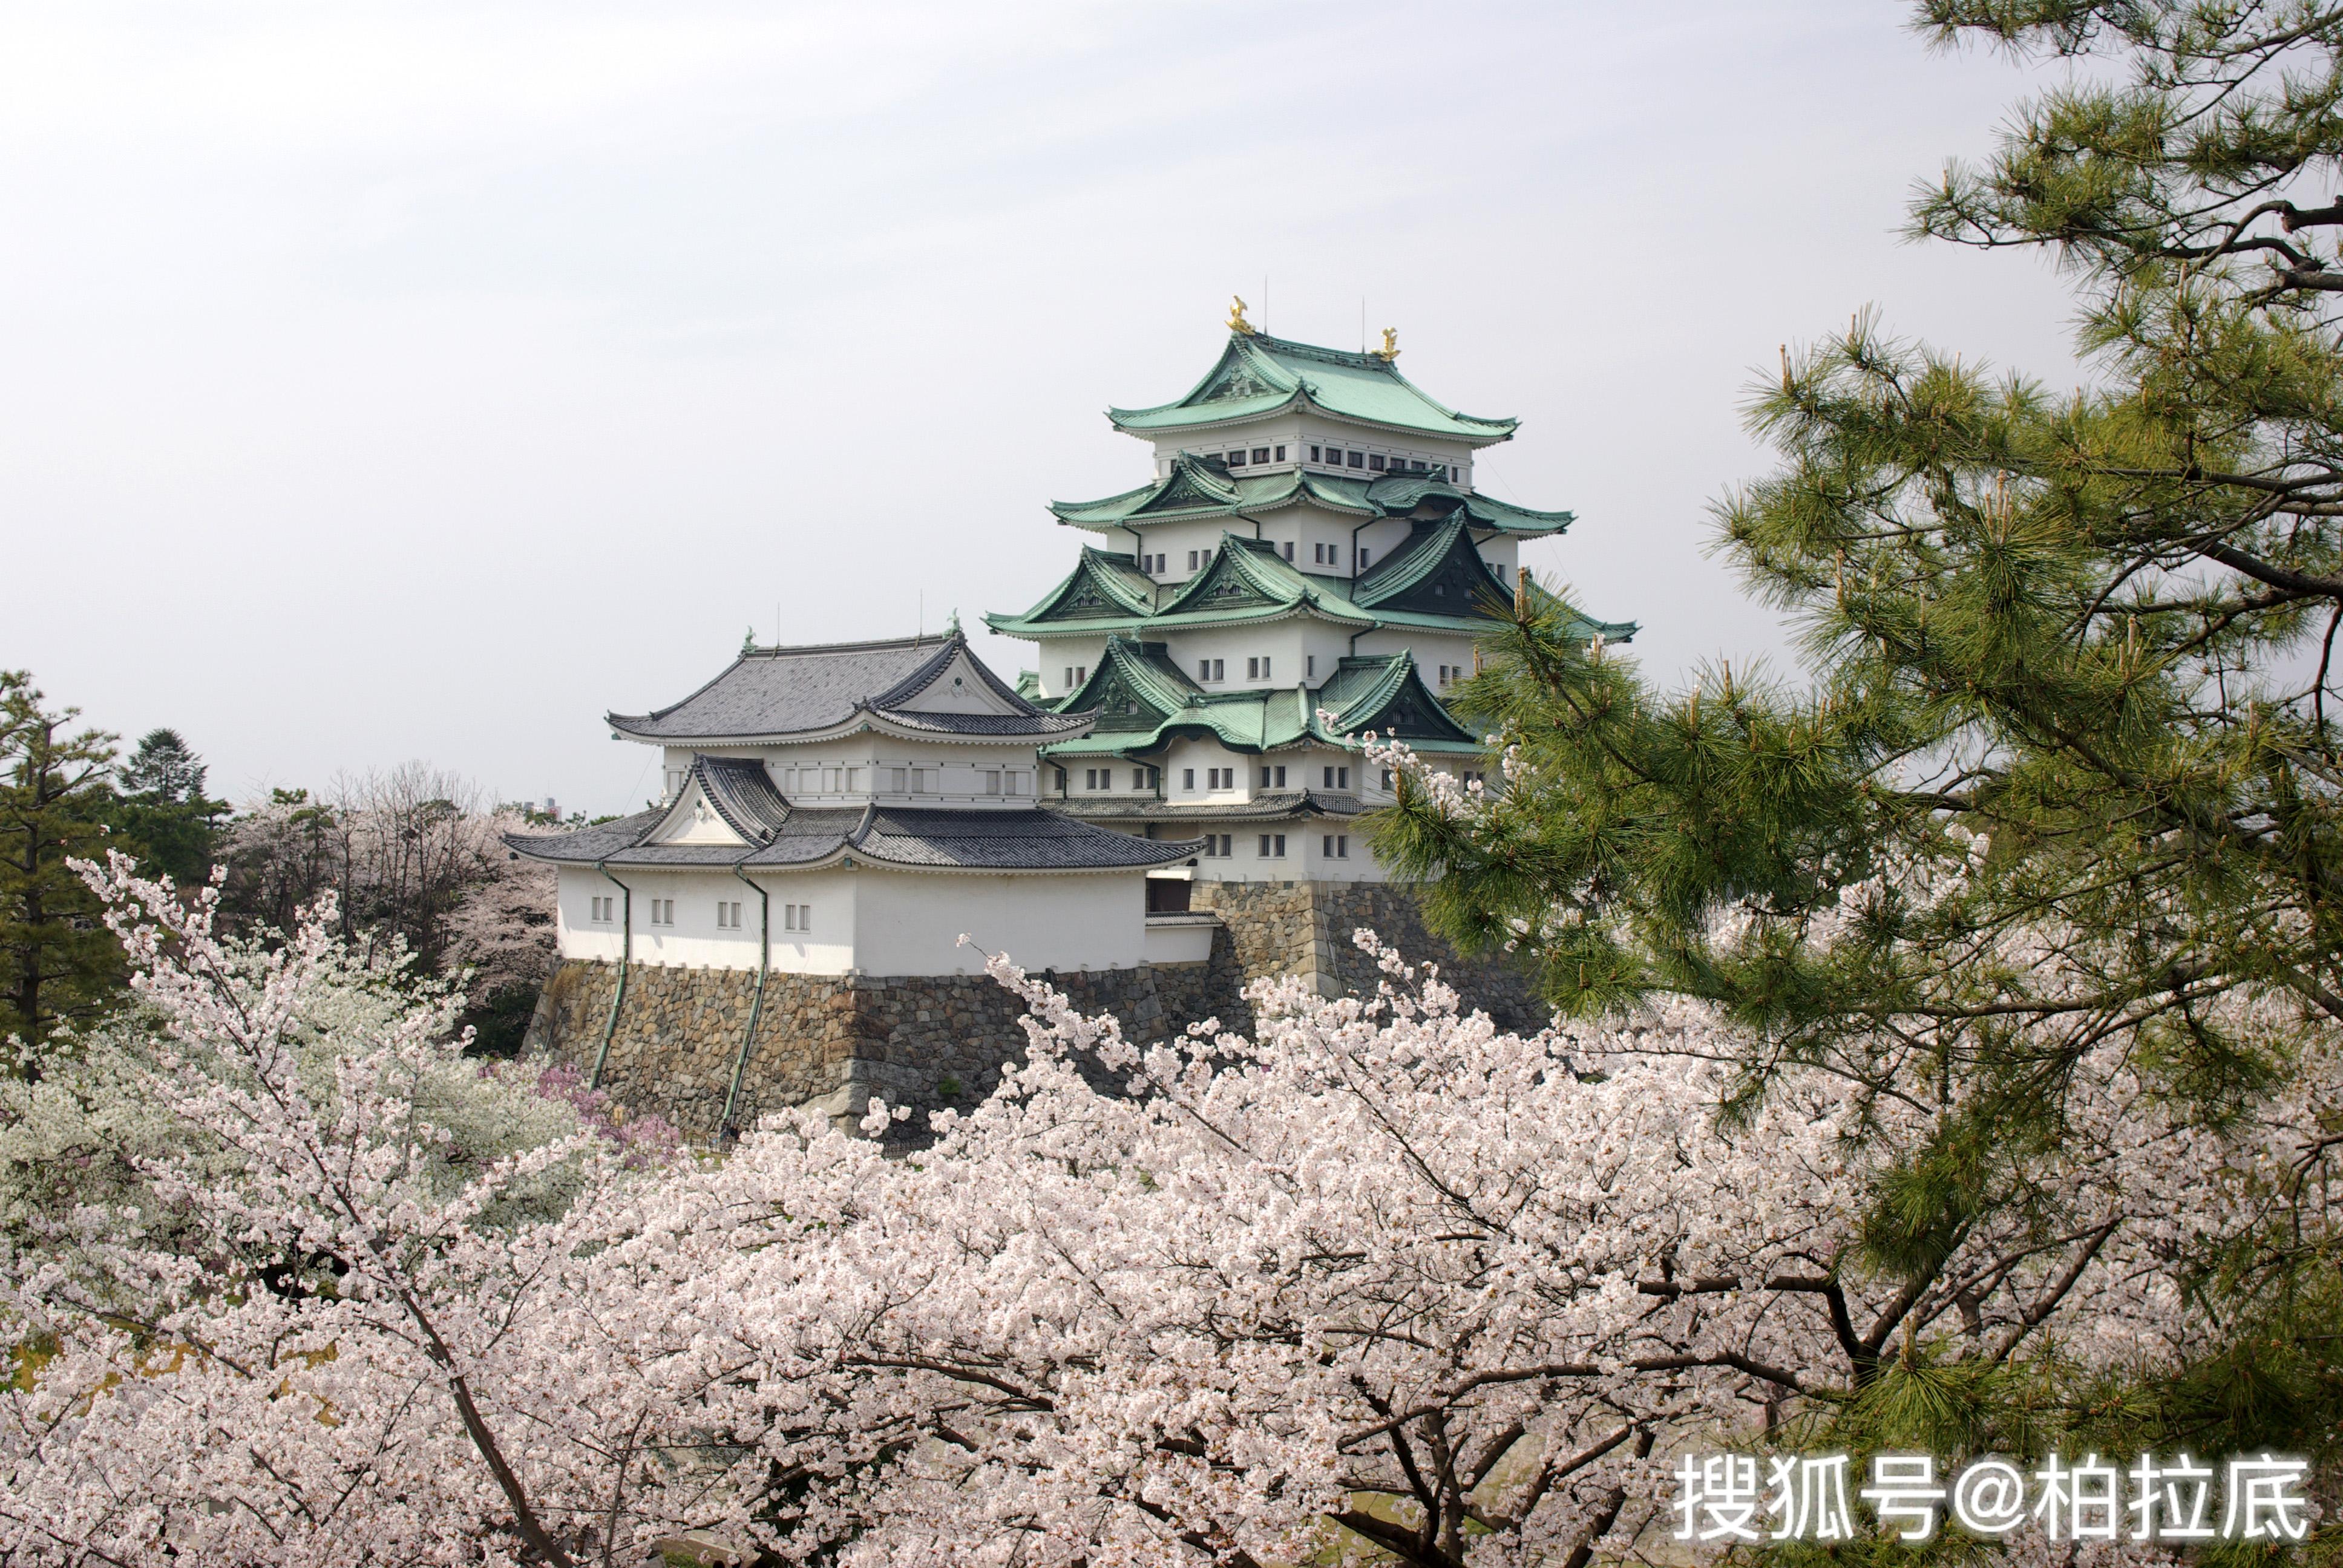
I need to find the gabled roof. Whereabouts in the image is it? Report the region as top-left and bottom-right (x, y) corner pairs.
(1038, 650), (1483, 759)
(505, 756), (1199, 874)
(1106, 330), (1519, 445)
(1058, 638), (1202, 733)
(1001, 548), (1161, 630)
(607, 630), (1094, 745)
(989, 534), (1379, 639)
(1352, 517), (1514, 618)
(1048, 463), (1573, 538)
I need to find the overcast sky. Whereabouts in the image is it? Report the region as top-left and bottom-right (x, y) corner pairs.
(0, 1), (2087, 815)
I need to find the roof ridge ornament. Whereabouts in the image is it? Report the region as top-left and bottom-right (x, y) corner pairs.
(1373, 327), (1400, 362)
(1227, 294), (1256, 336)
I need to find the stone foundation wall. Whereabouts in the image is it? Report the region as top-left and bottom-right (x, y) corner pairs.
(529, 957), (1221, 1143)
(529, 883), (1545, 1141)
(1190, 880), (1548, 1034)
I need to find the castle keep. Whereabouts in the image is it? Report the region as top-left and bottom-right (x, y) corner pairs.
(513, 308), (1629, 1137)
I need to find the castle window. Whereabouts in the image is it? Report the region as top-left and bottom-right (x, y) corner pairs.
(1207, 766), (1232, 789)
(1008, 771), (1029, 796)
(914, 766), (938, 792)
(1199, 658), (1224, 682)
(1258, 834), (1286, 858)
(1357, 547), (1372, 568)
(1182, 768), (1196, 790)
(984, 769), (1003, 795)
(1346, 451), (1365, 469)
(1306, 655), (1317, 678)
(1282, 541), (1294, 561)
(589, 896), (612, 923)
(1187, 550), (1199, 570)
(1133, 766), (1158, 790)
(845, 768), (864, 792)
(1252, 447), (1270, 463)
(1369, 454), (1386, 471)
(1247, 656), (1271, 680)
(1227, 449), (1246, 465)
(1202, 832), (1233, 857)
(1053, 767), (1067, 792)
(1275, 445), (1286, 461)
(784, 904), (812, 932)
(649, 899), (675, 927)
(1324, 834), (1349, 858)
(664, 769), (686, 800)
(888, 767), (906, 792)
(1258, 764), (1286, 788)
(1381, 768), (1395, 790)
(1085, 768), (1102, 790)
(1411, 459), (1428, 472)
(716, 901), (742, 930)
(1323, 765), (1351, 789)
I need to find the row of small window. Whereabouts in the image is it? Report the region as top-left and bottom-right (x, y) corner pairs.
(780, 766), (1027, 797)
(1220, 445), (1288, 466)
(1069, 763), (1375, 794)
(1180, 764), (1352, 791)
(1083, 766), (1161, 791)
(1195, 833), (1351, 858)
(1155, 544), (1372, 575)
(587, 895), (815, 932)
(1204, 443), (1450, 480)
(1309, 448), (1446, 477)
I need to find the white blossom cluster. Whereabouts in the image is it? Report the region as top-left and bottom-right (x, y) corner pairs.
(0, 854), (2332, 1566)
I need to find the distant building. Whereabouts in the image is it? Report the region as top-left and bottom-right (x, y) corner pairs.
(991, 316), (1633, 881)
(505, 630), (1203, 978)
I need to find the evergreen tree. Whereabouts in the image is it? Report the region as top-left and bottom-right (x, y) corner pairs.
(1378, 1), (2343, 1463)
(0, 673), (123, 1063)
(112, 727), (226, 886)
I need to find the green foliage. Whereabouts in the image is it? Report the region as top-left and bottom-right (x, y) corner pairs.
(1377, 0), (2343, 1471)
(0, 673), (124, 1060)
(107, 727), (226, 887)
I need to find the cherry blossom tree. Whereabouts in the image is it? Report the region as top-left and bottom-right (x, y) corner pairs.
(1, 855), (2332, 1567)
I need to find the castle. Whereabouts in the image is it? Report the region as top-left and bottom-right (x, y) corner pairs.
(510, 309), (1629, 1136)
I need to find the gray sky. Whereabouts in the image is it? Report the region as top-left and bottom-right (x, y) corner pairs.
(0, 1), (2085, 816)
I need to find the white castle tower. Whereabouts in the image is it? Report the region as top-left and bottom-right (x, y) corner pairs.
(991, 305), (1631, 884)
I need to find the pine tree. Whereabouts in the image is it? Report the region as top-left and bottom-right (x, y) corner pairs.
(0, 673), (123, 1063)
(112, 726), (226, 886)
(1377, 1), (2343, 1463)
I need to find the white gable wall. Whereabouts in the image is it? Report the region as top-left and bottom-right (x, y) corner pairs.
(552, 862), (1149, 976)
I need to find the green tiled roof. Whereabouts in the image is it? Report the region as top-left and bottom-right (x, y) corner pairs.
(1107, 331), (1520, 444)
(989, 535), (1380, 639)
(988, 531), (1636, 645)
(1039, 642), (1483, 760)
(995, 546), (1161, 631)
(1048, 459), (1574, 538)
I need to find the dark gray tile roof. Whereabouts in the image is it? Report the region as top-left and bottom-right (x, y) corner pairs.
(608, 632), (1092, 742)
(504, 761), (1198, 874)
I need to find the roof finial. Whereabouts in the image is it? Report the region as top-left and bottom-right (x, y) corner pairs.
(1374, 326), (1400, 361)
(742, 625), (757, 655)
(946, 607), (961, 636)
(1227, 295), (1256, 336)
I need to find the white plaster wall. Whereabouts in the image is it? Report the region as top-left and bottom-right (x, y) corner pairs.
(1353, 627), (1480, 687)
(854, 872), (1148, 975)
(1161, 735), (1250, 802)
(555, 864), (860, 974)
(1160, 625), (1314, 692)
(1032, 637), (1109, 701)
(1132, 521), (1248, 583)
